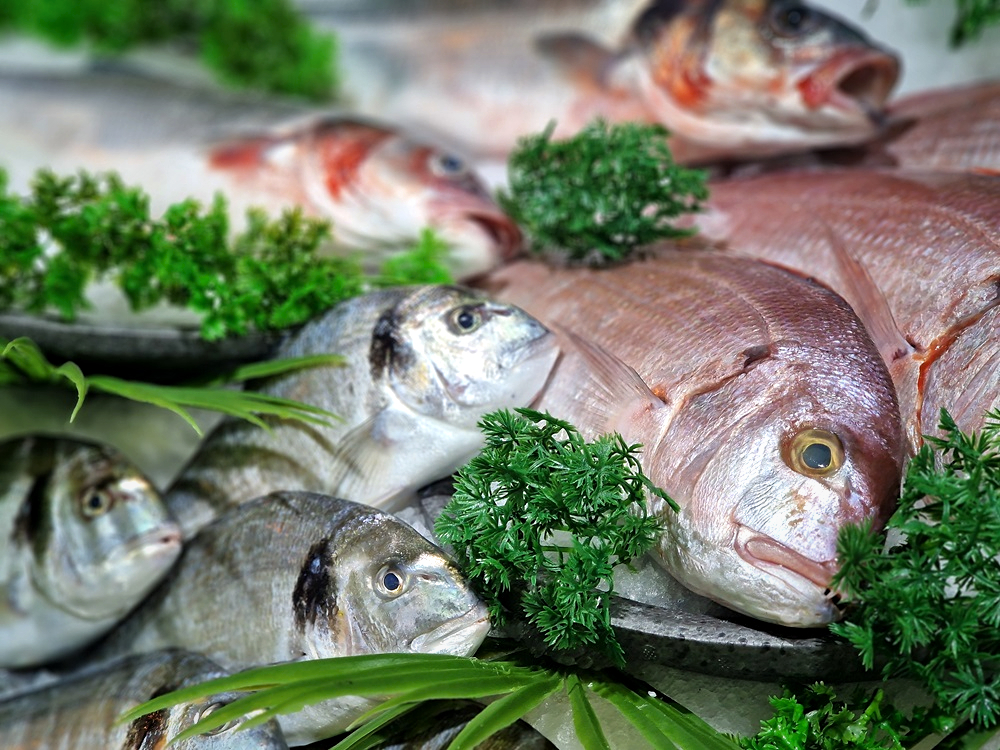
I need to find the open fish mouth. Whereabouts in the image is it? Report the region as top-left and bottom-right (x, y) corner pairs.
(735, 528), (843, 605)
(466, 210), (524, 262)
(800, 49), (900, 123)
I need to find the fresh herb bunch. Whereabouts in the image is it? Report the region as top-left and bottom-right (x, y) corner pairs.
(0, 168), (453, 341)
(831, 409), (1000, 730)
(0, 0), (337, 100)
(434, 408), (673, 668)
(906, 0), (1000, 45)
(497, 119), (708, 265)
(739, 683), (951, 750)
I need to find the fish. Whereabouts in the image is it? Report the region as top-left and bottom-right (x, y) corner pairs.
(373, 700), (555, 749)
(871, 80), (1000, 173)
(0, 649), (288, 749)
(478, 249), (905, 628)
(0, 435), (182, 669)
(697, 168), (1000, 449)
(314, 0), (900, 164)
(0, 70), (519, 280)
(99, 491), (491, 746)
(166, 285), (559, 538)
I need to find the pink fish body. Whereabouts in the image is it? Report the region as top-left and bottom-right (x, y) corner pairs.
(479, 249), (904, 627)
(700, 168), (1000, 449)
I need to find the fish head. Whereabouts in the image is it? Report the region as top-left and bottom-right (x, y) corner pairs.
(653, 340), (903, 627)
(25, 439), (182, 620)
(298, 118), (522, 278)
(630, 0), (900, 155)
(371, 285), (560, 429)
(294, 506), (490, 658)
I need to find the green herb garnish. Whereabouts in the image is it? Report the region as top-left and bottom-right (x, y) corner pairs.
(831, 409), (1000, 731)
(497, 119), (708, 265)
(434, 408), (672, 669)
(0, 0), (338, 100)
(0, 168), (453, 341)
(906, 0), (1000, 46)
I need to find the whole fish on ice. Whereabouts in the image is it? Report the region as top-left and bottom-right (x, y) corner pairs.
(699, 168), (1000, 449)
(100, 492), (490, 746)
(0, 70), (519, 279)
(317, 0), (900, 163)
(0, 435), (181, 668)
(480, 249), (904, 628)
(166, 285), (558, 537)
(0, 650), (288, 749)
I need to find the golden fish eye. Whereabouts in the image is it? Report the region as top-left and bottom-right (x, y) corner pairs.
(80, 488), (114, 518)
(784, 429), (844, 477)
(375, 565), (407, 598)
(447, 305), (484, 334)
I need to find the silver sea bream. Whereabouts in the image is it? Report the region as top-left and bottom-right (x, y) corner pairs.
(0, 435), (181, 668)
(166, 285), (559, 537)
(0, 650), (288, 749)
(99, 492), (491, 746)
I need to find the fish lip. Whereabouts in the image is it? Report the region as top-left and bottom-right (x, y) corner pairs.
(466, 210), (524, 263)
(734, 526), (841, 596)
(408, 607), (491, 655)
(801, 48), (900, 124)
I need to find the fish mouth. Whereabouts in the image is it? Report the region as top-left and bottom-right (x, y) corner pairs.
(735, 528), (843, 606)
(800, 49), (900, 124)
(408, 607), (491, 655)
(466, 211), (523, 263)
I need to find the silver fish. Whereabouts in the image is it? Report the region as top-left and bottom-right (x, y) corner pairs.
(374, 701), (555, 749)
(0, 650), (287, 749)
(318, 0), (899, 163)
(0, 435), (182, 668)
(480, 249), (904, 628)
(0, 70), (520, 280)
(102, 492), (491, 746)
(166, 285), (559, 538)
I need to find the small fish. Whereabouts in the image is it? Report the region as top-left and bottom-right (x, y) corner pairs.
(479, 249), (904, 628)
(318, 0), (899, 163)
(166, 285), (559, 538)
(0, 435), (182, 668)
(101, 492), (491, 746)
(0, 650), (288, 749)
(698, 168), (1000, 449)
(0, 70), (519, 279)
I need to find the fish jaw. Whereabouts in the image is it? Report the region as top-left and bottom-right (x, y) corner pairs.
(408, 602), (492, 655)
(631, 0), (900, 157)
(427, 197), (524, 279)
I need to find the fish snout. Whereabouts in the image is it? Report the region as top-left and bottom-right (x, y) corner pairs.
(465, 208), (524, 263)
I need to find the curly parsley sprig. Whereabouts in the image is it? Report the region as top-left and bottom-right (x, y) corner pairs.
(0, 168), (452, 341)
(830, 409), (1000, 731)
(497, 119), (708, 265)
(434, 408), (673, 668)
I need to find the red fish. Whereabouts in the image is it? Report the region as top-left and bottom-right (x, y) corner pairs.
(699, 168), (1000, 449)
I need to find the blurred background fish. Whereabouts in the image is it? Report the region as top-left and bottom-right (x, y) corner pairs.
(0, 435), (181, 669)
(0, 649), (288, 749)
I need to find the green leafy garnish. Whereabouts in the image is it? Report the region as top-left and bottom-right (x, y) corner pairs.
(831, 409), (1000, 731)
(497, 119), (708, 265)
(0, 168), (453, 341)
(0, 0), (338, 100)
(434, 408), (672, 669)
(906, 0), (1000, 46)
(0, 336), (342, 434)
(117, 653), (740, 750)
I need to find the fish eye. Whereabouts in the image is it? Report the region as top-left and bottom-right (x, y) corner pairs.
(429, 152), (467, 177)
(768, 2), (817, 37)
(784, 429), (845, 477)
(375, 565), (407, 598)
(447, 305), (484, 334)
(80, 487), (114, 518)
(194, 702), (238, 735)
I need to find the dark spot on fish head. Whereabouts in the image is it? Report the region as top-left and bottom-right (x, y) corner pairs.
(293, 538), (337, 632)
(369, 305), (411, 381)
(15, 467), (55, 564)
(123, 707), (168, 750)
(631, 0), (696, 48)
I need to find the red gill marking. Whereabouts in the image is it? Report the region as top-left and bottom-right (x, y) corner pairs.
(319, 125), (390, 200)
(208, 137), (274, 171)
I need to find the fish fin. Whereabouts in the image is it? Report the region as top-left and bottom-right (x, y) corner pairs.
(534, 32), (620, 90)
(552, 325), (667, 434)
(820, 222), (915, 365)
(325, 412), (400, 500)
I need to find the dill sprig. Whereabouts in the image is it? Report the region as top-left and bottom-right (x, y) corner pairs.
(497, 119), (708, 265)
(831, 409), (1000, 730)
(434, 408), (673, 669)
(0, 168), (453, 341)
(0, 0), (338, 100)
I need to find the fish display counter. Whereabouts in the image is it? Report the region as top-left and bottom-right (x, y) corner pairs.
(0, 1), (999, 748)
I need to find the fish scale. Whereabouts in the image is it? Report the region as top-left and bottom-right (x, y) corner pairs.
(478, 248), (904, 627)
